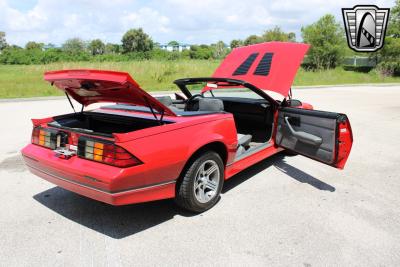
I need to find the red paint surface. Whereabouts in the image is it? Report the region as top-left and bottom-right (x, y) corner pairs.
(335, 117), (353, 169)
(211, 42), (310, 97)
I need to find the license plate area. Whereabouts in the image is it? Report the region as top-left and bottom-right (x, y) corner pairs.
(54, 147), (76, 159)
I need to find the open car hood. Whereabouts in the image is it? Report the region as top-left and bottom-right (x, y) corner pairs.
(44, 69), (176, 116)
(211, 42), (310, 97)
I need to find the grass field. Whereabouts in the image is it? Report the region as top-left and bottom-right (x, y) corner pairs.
(0, 61), (400, 98)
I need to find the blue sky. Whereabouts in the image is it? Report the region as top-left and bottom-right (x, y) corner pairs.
(7, 0), (37, 12)
(0, 0), (395, 46)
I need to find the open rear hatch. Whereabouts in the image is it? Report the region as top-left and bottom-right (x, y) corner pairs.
(44, 69), (176, 117)
(43, 70), (176, 137)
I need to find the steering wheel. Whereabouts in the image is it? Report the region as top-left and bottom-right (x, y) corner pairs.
(185, 94), (204, 111)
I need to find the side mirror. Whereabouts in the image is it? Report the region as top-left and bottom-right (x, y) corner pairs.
(287, 99), (302, 107)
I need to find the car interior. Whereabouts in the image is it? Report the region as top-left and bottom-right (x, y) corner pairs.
(154, 93), (274, 159)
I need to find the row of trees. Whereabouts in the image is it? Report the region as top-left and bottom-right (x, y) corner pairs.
(1, 0), (400, 75)
(0, 21), (367, 68)
(230, 26), (296, 48)
(0, 29), (152, 55)
(0, 23), (342, 67)
(0, 28), (231, 64)
(0, 21), (351, 68)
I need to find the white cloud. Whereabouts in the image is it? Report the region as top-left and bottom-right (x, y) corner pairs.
(0, 0), (396, 46)
(121, 8), (171, 34)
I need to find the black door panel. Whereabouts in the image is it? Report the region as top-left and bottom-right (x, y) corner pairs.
(217, 97), (273, 143)
(276, 107), (350, 166)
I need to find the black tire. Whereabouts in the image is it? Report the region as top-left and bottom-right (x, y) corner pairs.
(175, 151), (224, 213)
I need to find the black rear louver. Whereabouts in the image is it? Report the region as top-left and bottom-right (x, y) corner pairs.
(233, 53), (259, 76)
(254, 53), (274, 76)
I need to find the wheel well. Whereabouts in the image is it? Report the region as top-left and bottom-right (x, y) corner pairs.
(190, 141), (228, 166)
(176, 142), (228, 190)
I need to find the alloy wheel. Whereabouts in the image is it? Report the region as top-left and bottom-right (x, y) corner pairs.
(193, 159), (220, 203)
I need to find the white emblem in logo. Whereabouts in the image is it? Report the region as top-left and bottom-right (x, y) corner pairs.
(342, 5), (390, 52)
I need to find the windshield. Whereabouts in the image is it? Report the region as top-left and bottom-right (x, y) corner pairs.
(174, 78), (270, 101)
(185, 83), (265, 100)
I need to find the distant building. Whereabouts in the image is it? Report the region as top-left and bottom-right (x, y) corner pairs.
(42, 44), (59, 51)
(159, 43), (191, 52)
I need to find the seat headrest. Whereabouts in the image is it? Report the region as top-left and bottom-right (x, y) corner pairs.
(198, 98), (224, 112)
(155, 96), (173, 106)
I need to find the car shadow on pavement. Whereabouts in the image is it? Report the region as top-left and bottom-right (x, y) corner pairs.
(274, 157), (336, 192)
(33, 153), (334, 239)
(222, 154), (279, 193)
(223, 153), (335, 193)
(33, 187), (192, 239)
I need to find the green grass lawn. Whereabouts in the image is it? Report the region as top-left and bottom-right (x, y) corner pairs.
(0, 61), (399, 98)
(294, 68), (400, 86)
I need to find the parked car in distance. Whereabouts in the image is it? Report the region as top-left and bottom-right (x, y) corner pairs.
(21, 42), (353, 212)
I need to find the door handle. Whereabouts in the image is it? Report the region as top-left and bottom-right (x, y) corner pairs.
(284, 116), (322, 146)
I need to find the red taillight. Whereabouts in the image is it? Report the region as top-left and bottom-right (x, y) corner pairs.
(31, 127), (67, 149)
(31, 127), (40, 145)
(77, 137), (141, 168)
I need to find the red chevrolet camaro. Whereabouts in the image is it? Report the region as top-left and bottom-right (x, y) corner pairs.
(21, 42), (353, 212)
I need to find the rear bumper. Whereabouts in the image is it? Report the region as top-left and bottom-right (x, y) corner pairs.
(22, 144), (176, 205)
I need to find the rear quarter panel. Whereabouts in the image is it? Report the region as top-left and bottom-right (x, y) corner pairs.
(112, 114), (238, 190)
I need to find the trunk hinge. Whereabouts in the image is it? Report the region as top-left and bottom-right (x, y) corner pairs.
(143, 97), (164, 125)
(65, 92), (76, 113)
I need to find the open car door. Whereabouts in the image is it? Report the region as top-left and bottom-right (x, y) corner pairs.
(275, 107), (353, 169)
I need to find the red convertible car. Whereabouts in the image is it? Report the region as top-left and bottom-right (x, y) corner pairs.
(21, 42), (353, 212)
